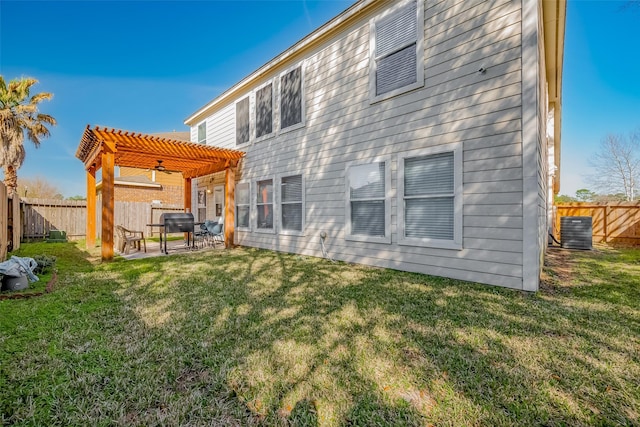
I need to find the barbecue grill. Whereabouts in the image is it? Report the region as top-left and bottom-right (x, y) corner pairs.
(158, 212), (195, 254)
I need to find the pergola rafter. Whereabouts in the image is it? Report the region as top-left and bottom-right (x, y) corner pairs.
(76, 125), (245, 260)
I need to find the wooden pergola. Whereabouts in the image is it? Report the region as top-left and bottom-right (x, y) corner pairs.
(76, 125), (245, 260)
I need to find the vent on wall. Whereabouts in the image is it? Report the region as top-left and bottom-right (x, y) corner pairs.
(560, 216), (593, 250)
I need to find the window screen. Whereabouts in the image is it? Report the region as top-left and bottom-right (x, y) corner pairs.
(256, 83), (273, 138)
(236, 183), (250, 228)
(403, 152), (454, 240)
(280, 66), (302, 129)
(197, 122), (206, 144)
(256, 179), (273, 230)
(374, 0), (418, 96)
(281, 174), (303, 232)
(348, 162), (386, 237)
(236, 97), (250, 145)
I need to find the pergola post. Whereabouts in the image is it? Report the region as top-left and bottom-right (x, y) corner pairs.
(184, 177), (192, 212)
(224, 166), (235, 248)
(183, 177), (192, 240)
(101, 148), (115, 260)
(86, 165), (96, 249)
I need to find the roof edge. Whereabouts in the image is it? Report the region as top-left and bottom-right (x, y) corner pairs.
(542, 0), (566, 194)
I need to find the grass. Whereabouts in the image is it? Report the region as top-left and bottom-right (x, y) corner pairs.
(0, 241), (90, 295)
(0, 242), (638, 426)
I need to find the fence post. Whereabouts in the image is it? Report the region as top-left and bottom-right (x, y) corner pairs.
(12, 194), (21, 251)
(603, 205), (608, 243)
(0, 182), (7, 261)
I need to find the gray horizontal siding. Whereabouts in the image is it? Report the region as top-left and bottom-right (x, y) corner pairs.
(192, 0), (527, 289)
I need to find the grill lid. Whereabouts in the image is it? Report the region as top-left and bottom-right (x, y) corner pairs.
(159, 212), (194, 222)
(160, 212), (194, 232)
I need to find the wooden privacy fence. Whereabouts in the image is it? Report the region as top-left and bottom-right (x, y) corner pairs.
(95, 202), (183, 238)
(21, 198), (184, 241)
(555, 202), (640, 244)
(0, 183), (22, 260)
(22, 198), (87, 240)
(0, 182), (8, 260)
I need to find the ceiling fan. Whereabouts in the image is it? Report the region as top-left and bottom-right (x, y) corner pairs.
(153, 159), (172, 174)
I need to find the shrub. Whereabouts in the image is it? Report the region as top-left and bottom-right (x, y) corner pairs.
(32, 255), (57, 275)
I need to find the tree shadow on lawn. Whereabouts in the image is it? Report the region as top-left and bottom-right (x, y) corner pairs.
(100, 246), (640, 426)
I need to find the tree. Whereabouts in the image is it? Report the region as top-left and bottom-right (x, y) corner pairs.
(593, 193), (626, 203)
(16, 176), (64, 199)
(0, 76), (56, 196)
(66, 195), (86, 201)
(555, 194), (576, 203)
(588, 131), (640, 201)
(575, 188), (597, 202)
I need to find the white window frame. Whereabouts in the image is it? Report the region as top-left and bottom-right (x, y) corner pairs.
(254, 79), (275, 142)
(235, 181), (251, 232)
(397, 142), (463, 250)
(254, 176), (276, 234)
(197, 121), (207, 144)
(345, 158), (392, 244)
(278, 173), (305, 236)
(369, 0), (424, 104)
(278, 61), (306, 134)
(235, 96), (251, 147)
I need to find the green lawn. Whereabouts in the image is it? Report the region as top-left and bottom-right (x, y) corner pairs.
(1, 242), (638, 426)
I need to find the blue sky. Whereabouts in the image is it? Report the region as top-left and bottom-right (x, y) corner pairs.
(561, 0), (640, 196)
(1, 0), (639, 198)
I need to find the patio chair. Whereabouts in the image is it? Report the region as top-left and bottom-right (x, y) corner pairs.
(194, 223), (209, 249)
(116, 225), (146, 254)
(204, 220), (224, 248)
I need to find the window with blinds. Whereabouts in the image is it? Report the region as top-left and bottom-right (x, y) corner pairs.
(280, 66), (303, 130)
(404, 152), (454, 240)
(399, 147), (461, 249)
(256, 179), (274, 230)
(255, 82), (273, 139)
(236, 183), (250, 229)
(197, 122), (206, 144)
(281, 174), (303, 232)
(347, 162), (387, 240)
(236, 97), (250, 145)
(371, 0), (423, 100)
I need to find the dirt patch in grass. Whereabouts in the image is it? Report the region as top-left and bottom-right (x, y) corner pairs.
(541, 247), (577, 292)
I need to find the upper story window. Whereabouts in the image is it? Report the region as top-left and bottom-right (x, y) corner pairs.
(255, 82), (273, 139)
(398, 143), (462, 250)
(280, 65), (304, 131)
(346, 161), (391, 244)
(236, 96), (250, 146)
(197, 122), (206, 144)
(370, 0), (424, 102)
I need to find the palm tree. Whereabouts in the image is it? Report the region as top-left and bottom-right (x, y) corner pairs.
(0, 76), (56, 196)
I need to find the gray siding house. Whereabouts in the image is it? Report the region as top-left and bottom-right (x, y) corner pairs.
(184, 0), (566, 291)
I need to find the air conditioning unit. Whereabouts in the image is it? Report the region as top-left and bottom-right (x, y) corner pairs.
(560, 216), (592, 250)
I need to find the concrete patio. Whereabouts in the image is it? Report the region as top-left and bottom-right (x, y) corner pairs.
(117, 238), (223, 260)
